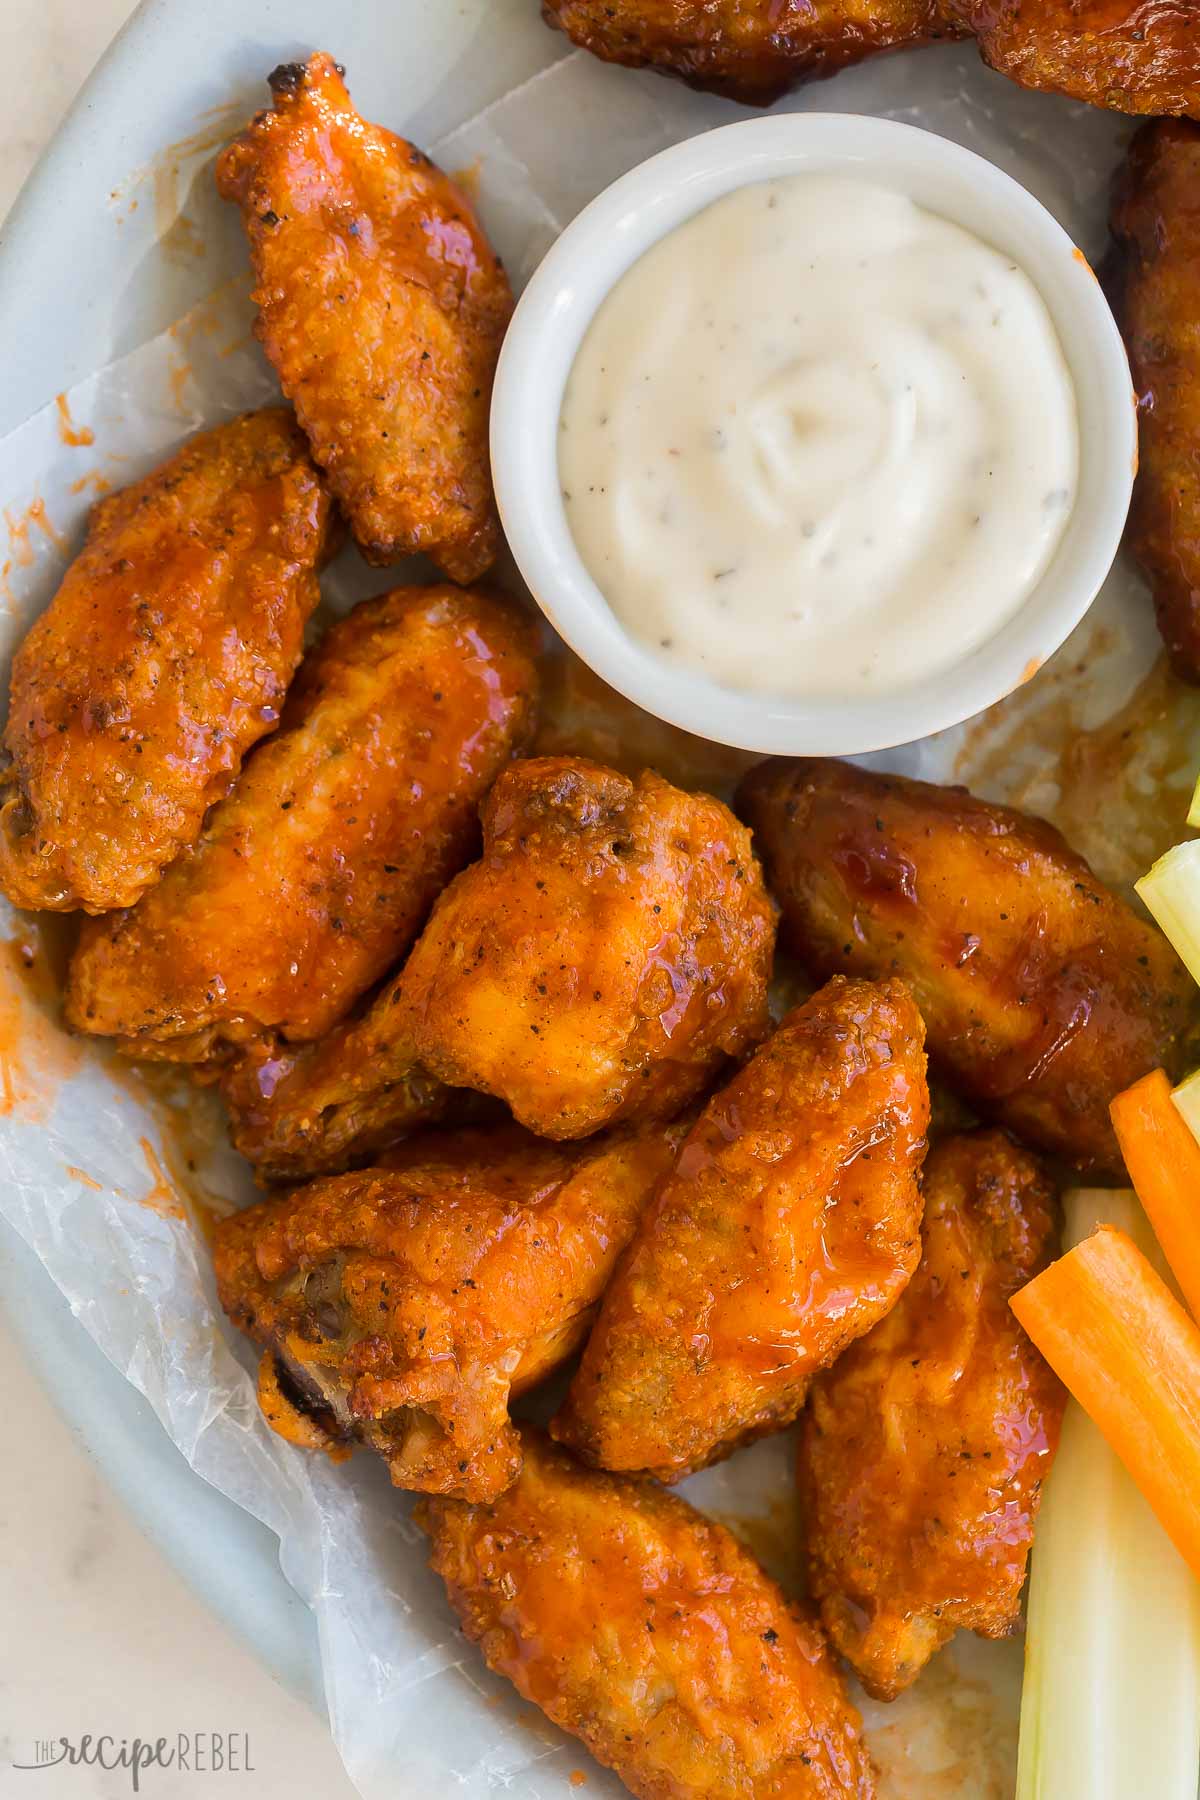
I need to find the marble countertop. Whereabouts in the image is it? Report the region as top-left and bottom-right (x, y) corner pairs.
(0, 6), (356, 1794)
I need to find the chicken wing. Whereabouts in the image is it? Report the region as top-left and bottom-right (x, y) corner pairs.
(543, 0), (958, 107)
(400, 755), (777, 1139)
(1109, 119), (1200, 683)
(737, 758), (1193, 1175)
(66, 585), (537, 1062)
(214, 1120), (683, 1501)
(0, 408), (333, 915)
(553, 975), (929, 1481)
(967, 0), (1200, 117)
(798, 1129), (1064, 1701)
(544, 0), (1200, 115)
(420, 1429), (876, 1800)
(217, 54), (512, 582)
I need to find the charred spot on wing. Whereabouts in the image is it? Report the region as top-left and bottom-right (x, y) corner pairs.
(268, 62), (310, 98)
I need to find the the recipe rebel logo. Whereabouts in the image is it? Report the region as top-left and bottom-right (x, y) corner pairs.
(12, 1733), (256, 1790)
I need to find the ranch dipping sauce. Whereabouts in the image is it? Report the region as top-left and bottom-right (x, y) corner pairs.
(558, 175), (1079, 699)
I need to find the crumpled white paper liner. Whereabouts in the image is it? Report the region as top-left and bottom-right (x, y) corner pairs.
(0, 38), (1180, 1800)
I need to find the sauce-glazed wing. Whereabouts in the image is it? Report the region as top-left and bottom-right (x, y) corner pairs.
(66, 585), (537, 1062)
(401, 755), (777, 1139)
(553, 976), (929, 1481)
(965, 0), (1200, 118)
(545, 0), (1200, 115)
(798, 1130), (1064, 1700)
(0, 408), (333, 914)
(420, 1430), (876, 1800)
(217, 54), (512, 582)
(543, 0), (957, 107)
(214, 1122), (683, 1501)
(738, 758), (1194, 1176)
(1109, 119), (1200, 682)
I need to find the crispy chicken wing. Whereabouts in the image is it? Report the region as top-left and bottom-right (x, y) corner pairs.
(738, 758), (1193, 1176)
(544, 0), (1200, 114)
(217, 54), (512, 582)
(798, 1129), (1064, 1700)
(543, 0), (958, 106)
(400, 755), (777, 1139)
(214, 1121), (683, 1501)
(66, 585), (537, 1062)
(420, 1429), (876, 1800)
(0, 408), (333, 915)
(967, 0), (1200, 117)
(553, 975), (929, 1481)
(1109, 119), (1200, 682)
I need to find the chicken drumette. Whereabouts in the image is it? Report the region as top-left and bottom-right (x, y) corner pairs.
(217, 54), (512, 581)
(1109, 119), (1200, 683)
(400, 755), (776, 1140)
(798, 1129), (1064, 1700)
(67, 585), (536, 1062)
(215, 1121), (683, 1501)
(544, 0), (1200, 116)
(553, 975), (929, 1481)
(738, 758), (1193, 1176)
(420, 1429), (876, 1799)
(0, 408), (333, 914)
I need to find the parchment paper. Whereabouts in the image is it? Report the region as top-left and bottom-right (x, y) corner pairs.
(1, 39), (1195, 1800)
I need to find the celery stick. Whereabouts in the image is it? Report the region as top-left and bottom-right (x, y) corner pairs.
(1015, 1188), (1200, 1800)
(1137, 841), (1200, 988)
(1173, 1069), (1200, 1152)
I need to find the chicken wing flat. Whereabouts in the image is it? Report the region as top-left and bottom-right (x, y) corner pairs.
(1109, 120), (1200, 682)
(553, 975), (929, 1481)
(420, 1429), (876, 1800)
(214, 1121), (683, 1501)
(400, 755), (777, 1139)
(738, 758), (1193, 1176)
(0, 408), (333, 915)
(798, 1129), (1064, 1701)
(66, 585), (537, 1062)
(543, 0), (958, 107)
(217, 54), (512, 582)
(544, 0), (1200, 114)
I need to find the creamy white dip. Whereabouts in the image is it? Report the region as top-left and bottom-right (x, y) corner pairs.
(558, 175), (1078, 699)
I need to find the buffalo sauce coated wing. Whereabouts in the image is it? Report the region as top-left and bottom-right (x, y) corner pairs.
(400, 755), (777, 1139)
(962, 0), (1200, 117)
(552, 975), (930, 1481)
(214, 1122), (683, 1501)
(419, 1429), (876, 1800)
(543, 0), (958, 106)
(544, 0), (1200, 114)
(798, 1129), (1064, 1700)
(217, 54), (512, 582)
(0, 408), (333, 914)
(1110, 120), (1200, 682)
(738, 758), (1193, 1175)
(66, 585), (537, 1062)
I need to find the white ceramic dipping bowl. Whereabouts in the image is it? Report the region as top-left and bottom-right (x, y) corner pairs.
(490, 113), (1136, 757)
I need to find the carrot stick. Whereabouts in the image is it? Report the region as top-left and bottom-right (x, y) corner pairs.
(1111, 1070), (1200, 1323)
(1011, 1225), (1200, 1585)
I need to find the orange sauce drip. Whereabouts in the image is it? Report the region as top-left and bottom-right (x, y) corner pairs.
(55, 393), (95, 447)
